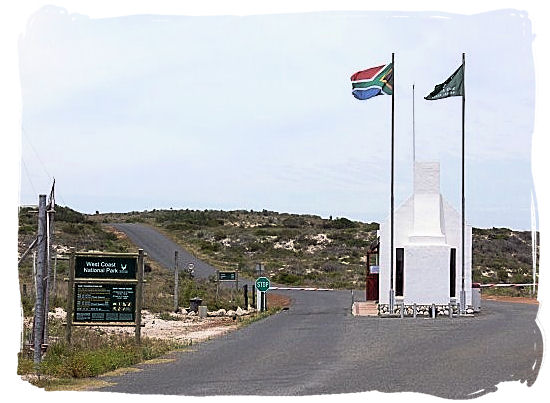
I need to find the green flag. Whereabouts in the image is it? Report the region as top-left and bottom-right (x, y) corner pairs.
(425, 64), (464, 100)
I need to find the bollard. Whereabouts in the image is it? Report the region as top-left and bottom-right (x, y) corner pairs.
(431, 303), (436, 319)
(457, 302), (461, 316)
(400, 301), (404, 319)
(243, 284), (248, 308)
(413, 303), (417, 318)
(449, 302), (453, 319)
(198, 305), (207, 318)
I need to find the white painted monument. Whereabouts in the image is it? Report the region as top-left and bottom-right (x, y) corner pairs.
(378, 161), (473, 315)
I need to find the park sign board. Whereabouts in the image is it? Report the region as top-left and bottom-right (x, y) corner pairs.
(74, 283), (136, 322)
(218, 271), (237, 282)
(75, 255), (137, 279)
(71, 252), (140, 325)
(255, 276), (270, 292)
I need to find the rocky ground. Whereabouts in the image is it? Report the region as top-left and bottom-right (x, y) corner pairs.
(41, 293), (292, 344)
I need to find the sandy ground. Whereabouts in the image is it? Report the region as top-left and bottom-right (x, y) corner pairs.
(42, 308), (241, 344)
(42, 293), (292, 344)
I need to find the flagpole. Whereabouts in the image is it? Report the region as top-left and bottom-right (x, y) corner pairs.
(412, 83), (416, 164)
(390, 52), (395, 312)
(460, 52), (466, 313)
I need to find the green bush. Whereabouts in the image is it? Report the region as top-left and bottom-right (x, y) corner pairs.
(323, 217), (357, 229)
(273, 272), (301, 285)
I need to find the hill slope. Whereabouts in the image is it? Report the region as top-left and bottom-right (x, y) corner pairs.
(89, 208), (539, 291)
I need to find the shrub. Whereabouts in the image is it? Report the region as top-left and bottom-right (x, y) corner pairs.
(273, 272), (301, 285)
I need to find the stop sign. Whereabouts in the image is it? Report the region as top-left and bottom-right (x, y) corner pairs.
(255, 277), (270, 292)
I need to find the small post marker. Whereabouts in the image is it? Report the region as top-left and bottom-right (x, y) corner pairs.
(174, 251), (179, 313)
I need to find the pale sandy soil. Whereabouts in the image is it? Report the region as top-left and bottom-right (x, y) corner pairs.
(42, 308), (240, 344)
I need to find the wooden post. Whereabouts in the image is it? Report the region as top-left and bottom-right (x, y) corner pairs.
(174, 251), (179, 313)
(65, 248), (75, 345)
(43, 203), (54, 346)
(216, 270), (219, 304)
(136, 249), (144, 346)
(33, 195), (47, 367)
(33, 251), (37, 298)
(252, 284), (256, 307)
(243, 284), (248, 308)
(52, 253), (57, 298)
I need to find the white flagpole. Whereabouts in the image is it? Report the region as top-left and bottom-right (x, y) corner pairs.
(460, 53), (466, 313)
(412, 83), (416, 164)
(389, 52), (395, 312)
(531, 191), (537, 297)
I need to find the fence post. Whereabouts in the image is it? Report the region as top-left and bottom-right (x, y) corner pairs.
(65, 248), (75, 345)
(243, 284), (248, 308)
(174, 251), (179, 313)
(33, 195), (47, 368)
(135, 249), (144, 346)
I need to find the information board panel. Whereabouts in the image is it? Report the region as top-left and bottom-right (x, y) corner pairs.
(74, 283), (136, 323)
(75, 255), (137, 280)
(218, 271), (237, 281)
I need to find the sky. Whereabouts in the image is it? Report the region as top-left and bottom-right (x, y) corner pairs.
(15, 6), (538, 230)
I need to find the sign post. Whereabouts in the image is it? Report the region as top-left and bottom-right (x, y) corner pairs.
(255, 276), (270, 312)
(66, 251), (143, 345)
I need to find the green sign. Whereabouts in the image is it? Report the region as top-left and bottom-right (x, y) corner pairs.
(75, 255), (137, 280)
(218, 271), (237, 281)
(74, 283), (136, 323)
(255, 276), (270, 292)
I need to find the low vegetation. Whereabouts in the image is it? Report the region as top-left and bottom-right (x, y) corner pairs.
(18, 318), (183, 389)
(93, 208), (538, 293)
(94, 209), (379, 289)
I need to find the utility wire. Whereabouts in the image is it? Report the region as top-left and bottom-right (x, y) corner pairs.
(21, 157), (38, 197)
(22, 126), (51, 179)
(21, 126), (67, 206)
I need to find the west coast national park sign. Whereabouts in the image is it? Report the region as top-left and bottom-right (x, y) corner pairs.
(75, 255), (137, 280)
(72, 253), (139, 324)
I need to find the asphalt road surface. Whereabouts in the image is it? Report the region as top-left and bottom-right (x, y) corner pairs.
(102, 223), (543, 398)
(111, 223), (218, 280)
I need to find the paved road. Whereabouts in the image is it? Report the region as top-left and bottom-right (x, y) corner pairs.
(102, 224), (543, 398)
(111, 223), (219, 280)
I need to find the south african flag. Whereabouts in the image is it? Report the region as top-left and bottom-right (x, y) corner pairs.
(350, 63), (393, 100)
